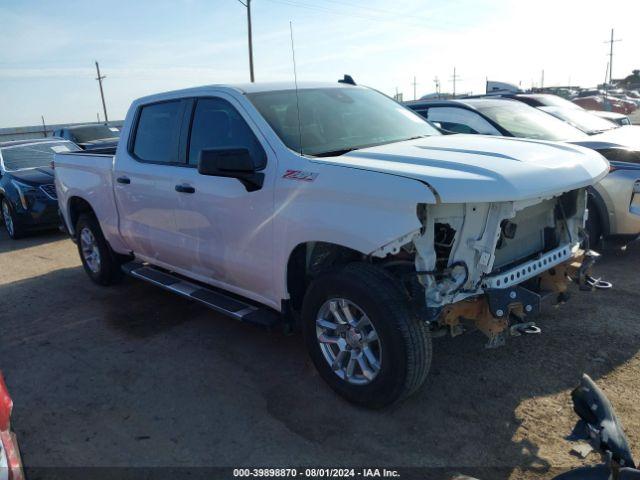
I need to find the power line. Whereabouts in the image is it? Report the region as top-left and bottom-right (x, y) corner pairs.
(450, 66), (461, 98)
(318, 0), (434, 21)
(95, 61), (108, 124)
(264, 0), (465, 29)
(603, 28), (621, 85)
(237, 0), (255, 82)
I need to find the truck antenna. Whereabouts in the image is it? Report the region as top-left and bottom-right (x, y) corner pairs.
(290, 21), (303, 156)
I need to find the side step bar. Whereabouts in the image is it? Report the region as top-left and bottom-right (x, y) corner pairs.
(122, 263), (281, 328)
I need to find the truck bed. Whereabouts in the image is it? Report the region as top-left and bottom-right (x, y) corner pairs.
(54, 151), (122, 249)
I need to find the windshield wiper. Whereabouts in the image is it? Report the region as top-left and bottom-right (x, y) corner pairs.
(402, 135), (430, 141)
(313, 147), (363, 157)
(313, 135), (431, 157)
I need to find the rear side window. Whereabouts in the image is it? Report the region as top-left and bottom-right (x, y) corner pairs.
(187, 97), (266, 169)
(132, 101), (182, 163)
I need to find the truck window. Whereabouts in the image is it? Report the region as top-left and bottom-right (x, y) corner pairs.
(187, 98), (266, 169)
(132, 101), (182, 163)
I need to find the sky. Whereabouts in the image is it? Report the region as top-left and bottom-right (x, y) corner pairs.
(0, 0), (639, 127)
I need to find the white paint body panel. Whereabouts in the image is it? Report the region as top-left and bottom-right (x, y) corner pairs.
(55, 82), (609, 311)
(320, 134), (608, 203)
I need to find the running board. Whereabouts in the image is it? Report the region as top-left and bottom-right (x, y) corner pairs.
(122, 263), (281, 327)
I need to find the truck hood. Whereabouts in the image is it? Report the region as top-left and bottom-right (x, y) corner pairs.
(314, 135), (609, 203)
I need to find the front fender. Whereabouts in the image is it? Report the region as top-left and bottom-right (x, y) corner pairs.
(273, 162), (436, 300)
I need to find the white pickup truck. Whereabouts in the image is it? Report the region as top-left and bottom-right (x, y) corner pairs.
(54, 81), (609, 408)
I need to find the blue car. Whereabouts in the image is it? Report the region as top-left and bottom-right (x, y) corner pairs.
(0, 138), (81, 239)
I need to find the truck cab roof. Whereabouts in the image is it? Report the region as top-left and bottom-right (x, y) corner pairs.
(134, 81), (360, 106)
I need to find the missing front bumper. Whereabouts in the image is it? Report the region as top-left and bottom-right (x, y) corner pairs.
(438, 249), (603, 348)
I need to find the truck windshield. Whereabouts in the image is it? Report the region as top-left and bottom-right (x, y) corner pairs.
(473, 101), (588, 141)
(247, 87), (439, 156)
(0, 141), (81, 171)
(70, 125), (120, 143)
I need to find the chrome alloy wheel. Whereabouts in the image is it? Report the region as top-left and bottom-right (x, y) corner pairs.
(315, 298), (382, 385)
(80, 227), (101, 273)
(2, 201), (14, 237)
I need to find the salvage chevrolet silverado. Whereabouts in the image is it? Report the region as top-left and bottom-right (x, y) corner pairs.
(54, 82), (609, 407)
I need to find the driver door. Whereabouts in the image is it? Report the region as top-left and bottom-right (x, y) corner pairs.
(169, 95), (277, 304)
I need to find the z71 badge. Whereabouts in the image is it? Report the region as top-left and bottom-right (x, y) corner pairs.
(282, 170), (318, 182)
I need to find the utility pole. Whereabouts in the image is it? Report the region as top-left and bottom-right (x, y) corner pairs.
(95, 61), (108, 124)
(41, 116), (47, 138)
(411, 76), (418, 100)
(433, 76), (440, 96)
(237, 0), (255, 82)
(450, 67), (461, 98)
(604, 28), (621, 86)
(540, 69), (544, 90)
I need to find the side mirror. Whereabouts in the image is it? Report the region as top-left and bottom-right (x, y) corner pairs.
(198, 148), (264, 192)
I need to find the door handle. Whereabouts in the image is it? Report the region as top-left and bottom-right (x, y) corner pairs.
(175, 184), (195, 194)
(116, 176), (131, 184)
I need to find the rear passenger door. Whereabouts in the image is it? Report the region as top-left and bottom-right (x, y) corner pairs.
(169, 95), (277, 305)
(114, 99), (187, 262)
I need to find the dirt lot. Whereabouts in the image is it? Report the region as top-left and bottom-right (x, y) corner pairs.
(1, 228), (639, 479)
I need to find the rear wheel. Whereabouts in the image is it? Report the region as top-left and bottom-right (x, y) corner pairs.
(76, 214), (123, 286)
(302, 263), (431, 408)
(1, 199), (24, 239)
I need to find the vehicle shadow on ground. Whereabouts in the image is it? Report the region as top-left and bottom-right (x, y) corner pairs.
(1, 241), (639, 478)
(0, 228), (65, 254)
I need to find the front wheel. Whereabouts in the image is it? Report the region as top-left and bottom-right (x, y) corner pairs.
(302, 263), (432, 408)
(76, 214), (123, 286)
(2, 199), (24, 239)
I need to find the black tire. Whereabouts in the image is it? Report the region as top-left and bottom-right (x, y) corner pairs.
(302, 263), (432, 408)
(585, 200), (603, 248)
(75, 213), (123, 286)
(1, 199), (25, 239)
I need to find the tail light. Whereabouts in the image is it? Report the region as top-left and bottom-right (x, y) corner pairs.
(0, 372), (24, 480)
(0, 372), (12, 431)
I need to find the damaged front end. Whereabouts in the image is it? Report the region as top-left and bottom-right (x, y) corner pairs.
(374, 188), (606, 348)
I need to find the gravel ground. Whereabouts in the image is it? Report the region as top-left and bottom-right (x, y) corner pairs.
(1, 228), (639, 479)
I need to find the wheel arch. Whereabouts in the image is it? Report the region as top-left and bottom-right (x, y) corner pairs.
(67, 196), (97, 237)
(587, 186), (611, 236)
(285, 241), (365, 312)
